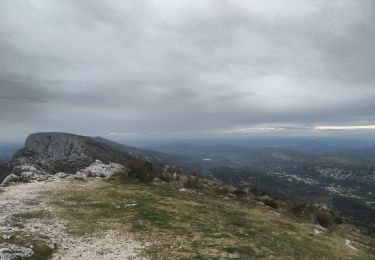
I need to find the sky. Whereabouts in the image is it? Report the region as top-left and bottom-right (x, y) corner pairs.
(1, 0), (375, 142)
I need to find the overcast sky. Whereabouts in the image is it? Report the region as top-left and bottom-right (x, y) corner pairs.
(1, 0), (375, 142)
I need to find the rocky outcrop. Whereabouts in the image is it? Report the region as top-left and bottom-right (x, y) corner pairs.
(1, 160), (126, 186)
(76, 160), (125, 179)
(25, 132), (93, 161)
(1, 164), (51, 186)
(1, 132), (170, 185)
(3, 133), (134, 182)
(0, 243), (34, 259)
(10, 132), (134, 171)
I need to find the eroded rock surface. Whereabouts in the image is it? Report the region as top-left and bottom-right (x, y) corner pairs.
(76, 160), (125, 178)
(0, 243), (34, 260)
(2, 160), (126, 186)
(1, 132), (164, 185)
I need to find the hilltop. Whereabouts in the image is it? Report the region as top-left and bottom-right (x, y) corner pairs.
(1, 132), (170, 185)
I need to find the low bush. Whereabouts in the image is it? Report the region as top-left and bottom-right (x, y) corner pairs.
(249, 187), (267, 197)
(214, 186), (231, 195)
(232, 189), (247, 198)
(314, 210), (335, 228)
(249, 187), (260, 196)
(291, 203), (307, 216)
(264, 198), (278, 209)
(126, 159), (156, 183)
(184, 174), (201, 189)
(159, 172), (171, 183)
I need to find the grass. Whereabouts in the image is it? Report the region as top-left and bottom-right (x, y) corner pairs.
(12, 210), (54, 221)
(38, 177), (375, 259)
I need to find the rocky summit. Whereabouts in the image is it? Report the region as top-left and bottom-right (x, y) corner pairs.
(0, 132), (158, 185)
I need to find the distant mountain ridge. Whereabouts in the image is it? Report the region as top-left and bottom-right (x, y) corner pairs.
(1, 132), (173, 183)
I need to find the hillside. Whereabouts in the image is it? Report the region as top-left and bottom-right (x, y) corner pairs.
(0, 177), (374, 259)
(147, 141), (375, 232)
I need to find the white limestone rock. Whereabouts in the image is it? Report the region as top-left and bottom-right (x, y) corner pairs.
(55, 172), (69, 179)
(0, 243), (34, 260)
(76, 160), (125, 179)
(1, 164), (51, 186)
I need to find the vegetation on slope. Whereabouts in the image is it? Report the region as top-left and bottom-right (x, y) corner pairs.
(34, 176), (374, 259)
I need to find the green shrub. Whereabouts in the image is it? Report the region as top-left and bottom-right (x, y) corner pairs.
(334, 216), (344, 225)
(264, 198), (278, 209)
(112, 168), (130, 184)
(291, 203), (307, 216)
(314, 210), (335, 228)
(249, 187), (260, 196)
(232, 189), (247, 198)
(214, 186), (231, 195)
(159, 172), (171, 183)
(184, 174), (201, 189)
(126, 159), (155, 183)
(249, 187), (267, 197)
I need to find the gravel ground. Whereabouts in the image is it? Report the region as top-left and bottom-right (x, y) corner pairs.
(0, 179), (145, 259)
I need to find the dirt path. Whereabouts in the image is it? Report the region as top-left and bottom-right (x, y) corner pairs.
(0, 179), (145, 259)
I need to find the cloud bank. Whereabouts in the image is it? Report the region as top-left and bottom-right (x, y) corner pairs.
(1, 0), (375, 141)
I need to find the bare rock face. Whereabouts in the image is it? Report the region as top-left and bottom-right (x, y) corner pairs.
(1, 132), (168, 185)
(24, 133), (93, 162)
(8, 132), (133, 174)
(1, 133), (134, 185)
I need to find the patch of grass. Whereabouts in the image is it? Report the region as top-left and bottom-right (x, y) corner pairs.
(43, 180), (375, 259)
(12, 210), (53, 221)
(135, 204), (170, 228)
(264, 198), (278, 209)
(223, 246), (256, 258)
(129, 223), (149, 232)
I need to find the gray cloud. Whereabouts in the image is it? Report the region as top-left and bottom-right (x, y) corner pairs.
(0, 0), (375, 142)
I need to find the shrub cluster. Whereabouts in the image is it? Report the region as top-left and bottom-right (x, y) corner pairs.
(159, 165), (184, 183)
(288, 202), (344, 228)
(126, 159), (156, 183)
(314, 210), (336, 228)
(314, 209), (343, 228)
(290, 203), (314, 217)
(264, 198), (278, 209)
(232, 189), (247, 198)
(184, 174), (201, 189)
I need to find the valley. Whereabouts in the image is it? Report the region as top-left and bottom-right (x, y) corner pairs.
(147, 138), (375, 232)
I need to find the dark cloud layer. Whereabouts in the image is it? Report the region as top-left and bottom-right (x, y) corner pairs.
(1, 0), (375, 142)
